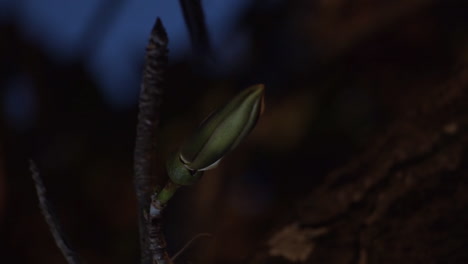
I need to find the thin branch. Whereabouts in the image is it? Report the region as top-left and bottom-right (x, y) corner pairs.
(148, 187), (212, 264)
(29, 160), (81, 264)
(171, 233), (213, 261)
(134, 18), (169, 264)
(179, 0), (211, 56)
(148, 193), (173, 264)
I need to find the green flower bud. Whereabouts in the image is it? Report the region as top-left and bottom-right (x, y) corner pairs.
(166, 84), (265, 185)
(166, 152), (203, 186)
(181, 84), (264, 170)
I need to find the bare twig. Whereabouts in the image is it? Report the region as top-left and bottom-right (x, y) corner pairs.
(29, 160), (81, 264)
(148, 193), (173, 264)
(171, 233), (213, 261)
(134, 18), (169, 264)
(179, 0), (211, 56)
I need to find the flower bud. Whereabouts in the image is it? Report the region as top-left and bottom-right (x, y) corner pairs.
(166, 84), (265, 185)
(166, 152), (203, 186)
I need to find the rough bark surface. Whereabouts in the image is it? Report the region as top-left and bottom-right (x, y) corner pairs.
(134, 18), (169, 264)
(249, 66), (468, 264)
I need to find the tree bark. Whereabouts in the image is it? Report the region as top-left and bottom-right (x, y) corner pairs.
(249, 66), (468, 264)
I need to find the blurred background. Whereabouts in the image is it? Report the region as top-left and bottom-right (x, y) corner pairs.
(0, 0), (467, 263)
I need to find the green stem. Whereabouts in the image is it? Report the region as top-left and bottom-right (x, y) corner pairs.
(157, 181), (181, 205)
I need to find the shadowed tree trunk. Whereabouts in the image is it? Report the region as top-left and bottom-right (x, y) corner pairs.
(248, 65), (468, 264)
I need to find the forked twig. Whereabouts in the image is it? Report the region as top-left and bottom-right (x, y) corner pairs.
(147, 191), (213, 264)
(29, 160), (81, 264)
(171, 233), (213, 261)
(134, 18), (169, 264)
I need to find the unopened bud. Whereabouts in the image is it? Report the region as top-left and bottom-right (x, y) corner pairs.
(167, 84), (265, 185)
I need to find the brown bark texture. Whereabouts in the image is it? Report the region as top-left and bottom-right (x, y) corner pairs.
(248, 66), (468, 263)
